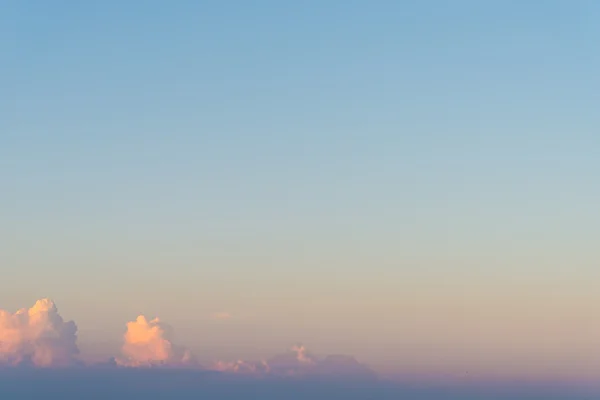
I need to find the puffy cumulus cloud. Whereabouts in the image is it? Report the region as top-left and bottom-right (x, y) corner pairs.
(211, 344), (376, 379)
(116, 315), (196, 368)
(0, 298), (79, 367)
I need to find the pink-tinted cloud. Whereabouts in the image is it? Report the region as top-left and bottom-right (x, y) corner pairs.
(212, 359), (270, 374)
(0, 300), (376, 379)
(0, 298), (79, 367)
(266, 344), (318, 375)
(211, 344), (376, 379)
(115, 315), (196, 367)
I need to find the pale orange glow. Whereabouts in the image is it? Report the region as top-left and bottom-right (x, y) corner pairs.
(211, 312), (232, 320)
(117, 315), (195, 367)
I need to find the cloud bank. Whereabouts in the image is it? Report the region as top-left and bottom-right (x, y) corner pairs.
(115, 315), (196, 367)
(0, 299), (375, 380)
(0, 299), (78, 367)
(212, 359), (271, 374)
(212, 344), (376, 379)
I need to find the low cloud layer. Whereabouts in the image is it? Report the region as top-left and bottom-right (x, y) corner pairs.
(212, 359), (271, 374)
(0, 299), (375, 379)
(212, 344), (376, 379)
(115, 315), (196, 367)
(0, 299), (79, 367)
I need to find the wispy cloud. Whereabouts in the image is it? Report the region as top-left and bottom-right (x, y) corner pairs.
(211, 312), (233, 320)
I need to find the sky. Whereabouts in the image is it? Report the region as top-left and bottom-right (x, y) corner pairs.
(2, 0), (600, 384)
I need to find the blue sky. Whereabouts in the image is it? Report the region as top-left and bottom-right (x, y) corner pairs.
(2, 1), (600, 378)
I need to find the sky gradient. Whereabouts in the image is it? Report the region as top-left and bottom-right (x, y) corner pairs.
(3, 0), (600, 383)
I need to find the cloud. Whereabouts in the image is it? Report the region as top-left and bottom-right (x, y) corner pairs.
(212, 359), (270, 374)
(0, 298), (79, 367)
(0, 300), (375, 380)
(211, 344), (376, 379)
(211, 312), (232, 320)
(115, 315), (196, 368)
(314, 354), (377, 378)
(266, 344), (318, 375)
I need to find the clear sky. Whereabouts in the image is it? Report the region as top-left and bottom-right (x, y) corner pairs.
(2, 0), (600, 381)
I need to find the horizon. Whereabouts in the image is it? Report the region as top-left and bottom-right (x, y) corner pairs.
(1, 296), (599, 391)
